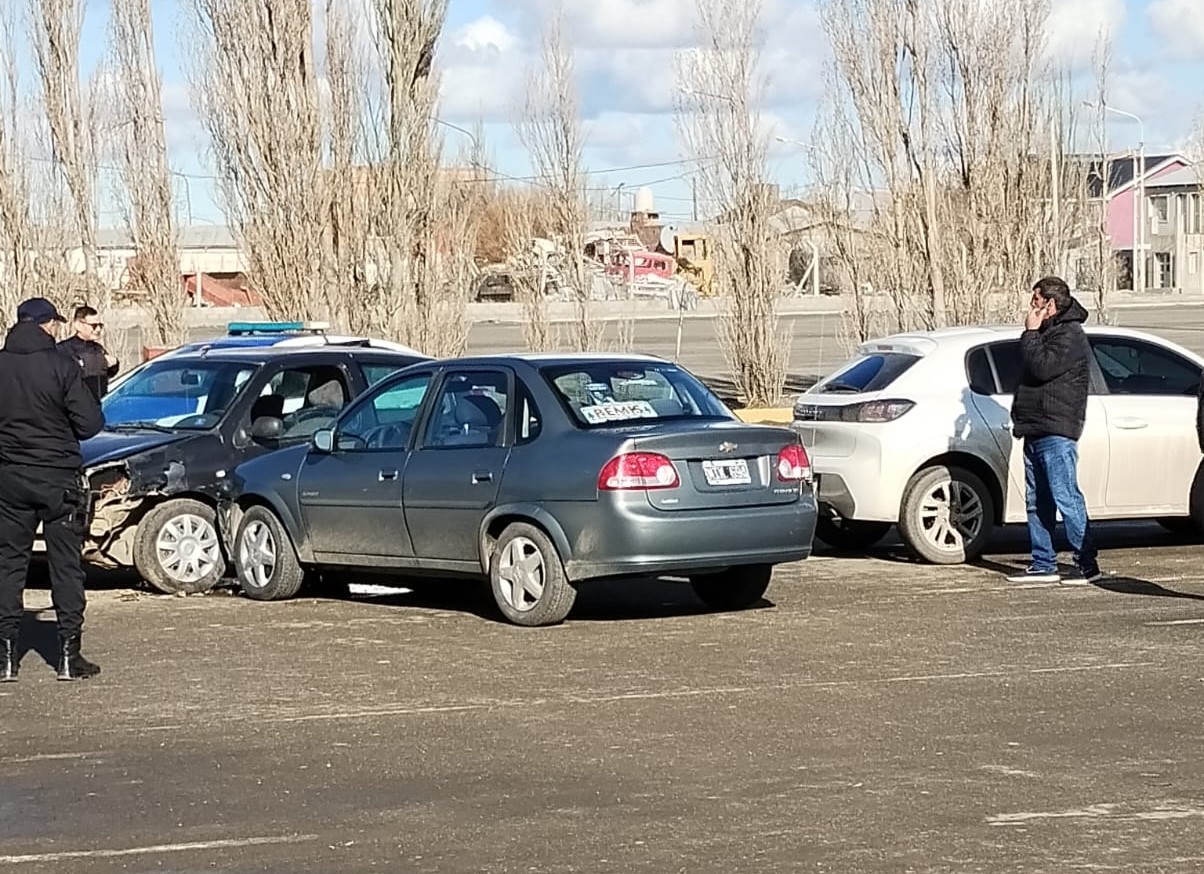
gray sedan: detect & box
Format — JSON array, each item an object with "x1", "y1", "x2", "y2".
[{"x1": 217, "y1": 354, "x2": 818, "y2": 626}]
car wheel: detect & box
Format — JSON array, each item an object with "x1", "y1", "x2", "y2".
[
  {"x1": 134, "y1": 499, "x2": 225, "y2": 595},
  {"x1": 690, "y1": 564, "x2": 773, "y2": 611},
  {"x1": 815, "y1": 514, "x2": 891, "y2": 552},
  {"x1": 899, "y1": 465, "x2": 995, "y2": 565},
  {"x1": 235, "y1": 506, "x2": 306, "y2": 602},
  {"x1": 489, "y1": 523, "x2": 576, "y2": 627}
]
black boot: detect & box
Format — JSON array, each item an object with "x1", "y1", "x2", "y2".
[
  {"x1": 1, "y1": 637, "x2": 17, "y2": 682},
  {"x1": 57, "y1": 635, "x2": 100, "y2": 681}
]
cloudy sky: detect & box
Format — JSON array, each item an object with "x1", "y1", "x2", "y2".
[{"x1": 64, "y1": 0, "x2": 1204, "y2": 226}]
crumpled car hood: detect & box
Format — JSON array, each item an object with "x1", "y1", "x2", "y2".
[{"x1": 82, "y1": 430, "x2": 190, "y2": 469}]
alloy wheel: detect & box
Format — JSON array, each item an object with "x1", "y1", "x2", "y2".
[
  {"x1": 239, "y1": 520, "x2": 277, "y2": 590},
  {"x1": 917, "y1": 478, "x2": 984, "y2": 552},
  {"x1": 496, "y1": 537, "x2": 546, "y2": 612}
]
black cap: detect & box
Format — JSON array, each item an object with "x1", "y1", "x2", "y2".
[{"x1": 16, "y1": 297, "x2": 66, "y2": 325}]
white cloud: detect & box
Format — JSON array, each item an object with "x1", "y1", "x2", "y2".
[
  {"x1": 454, "y1": 15, "x2": 517, "y2": 54},
  {"x1": 438, "y1": 16, "x2": 528, "y2": 121},
  {"x1": 1148, "y1": 0, "x2": 1204, "y2": 59},
  {"x1": 1045, "y1": 0, "x2": 1125, "y2": 71}
]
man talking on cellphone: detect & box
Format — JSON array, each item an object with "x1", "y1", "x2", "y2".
[{"x1": 1006, "y1": 276, "x2": 1103, "y2": 586}]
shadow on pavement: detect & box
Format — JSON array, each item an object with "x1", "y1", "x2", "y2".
[
  {"x1": 18, "y1": 611, "x2": 60, "y2": 669},
  {"x1": 321, "y1": 574, "x2": 773, "y2": 624},
  {"x1": 1092, "y1": 577, "x2": 1204, "y2": 601}
]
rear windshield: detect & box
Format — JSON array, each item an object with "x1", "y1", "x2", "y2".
[
  {"x1": 541, "y1": 362, "x2": 733, "y2": 428},
  {"x1": 812, "y1": 352, "x2": 920, "y2": 394}
]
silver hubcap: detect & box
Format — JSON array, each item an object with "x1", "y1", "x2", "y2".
[
  {"x1": 918, "y1": 478, "x2": 984, "y2": 551},
  {"x1": 156, "y1": 513, "x2": 220, "y2": 584},
  {"x1": 239, "y1": 521, "x2": 277, "y2": 590},
  {"x1": 497, "y1": 537, "x2": 545, "y2": 612}
]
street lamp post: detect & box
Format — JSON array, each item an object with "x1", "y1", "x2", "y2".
[{"x1": 1100, "y1": 104, "x2": 1145, "y2": 294}]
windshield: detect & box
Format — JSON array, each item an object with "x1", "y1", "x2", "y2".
[
  {"x1": 542, "y1": 362, "x2": 733, "y2": 428},
  {"x1": 102, "y1": 361, "x2": 255, "y2": 430}
]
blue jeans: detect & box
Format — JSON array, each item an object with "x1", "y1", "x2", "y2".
[{"x1": 1023, "y1": 436, "x2": 1098, "y2": 574}]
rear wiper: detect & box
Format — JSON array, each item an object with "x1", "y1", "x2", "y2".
[{"x1": 106, "y1": 422, "x2": 177, "y2": 434}]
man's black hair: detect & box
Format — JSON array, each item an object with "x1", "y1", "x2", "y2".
[
  {"x1": 1032, "y1": 275, "x2": 1072, "y2": 314},
  {"x1": 72, "y1": 304, "x2": 98, "y2": 322}
]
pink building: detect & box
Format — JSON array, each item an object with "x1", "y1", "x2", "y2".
[{"x1": 1088, "y1": 153, "x2": 1202, "y2": 292}]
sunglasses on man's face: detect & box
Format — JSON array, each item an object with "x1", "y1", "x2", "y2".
[{"x1": 82, "y1": 321, "x2": 104, "y2": 329}]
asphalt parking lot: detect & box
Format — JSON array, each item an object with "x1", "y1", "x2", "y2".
[{"x1": 4, "y1": 523, "x2": 1204, "y2": 873}]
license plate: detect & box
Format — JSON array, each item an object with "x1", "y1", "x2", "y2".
[{"x1": 702, "y1": 458, "x2": 751, "y2": 486}]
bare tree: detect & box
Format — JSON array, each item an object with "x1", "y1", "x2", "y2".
[
  {"x1": 187, "y1": 0, "x2": 329, "y2": 321},
  {"x1": 676, "y1": 0, "x2": 789, "y2": 407},
  {"x1": 516, "y1": 8, "x2": 599, "y2": 352},
  {"x1": 0, "y1": 5, "x2": 36, "y2": 317},
  {"x1": 108, "y1": 0, "x2": 186, "y2": 346},
  {"x1": 29, "y1": 0, "x2": 101, "y2": 303},
  {"x1": 816, "y1": 0, "x2": 1091, "y2": 342}
]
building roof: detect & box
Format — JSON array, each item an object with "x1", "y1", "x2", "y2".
[
  {"x1": 1083, "y1": 154, "x2": 1187, "y2": 198},
  {"x1": 1145, "y1": 165, "x2": 1203, "y2": 190},
  {"x1": 96, "y1": 225, "x2": 238, "y2": 250}
]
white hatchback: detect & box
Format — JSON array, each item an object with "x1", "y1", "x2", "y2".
[{"x1": 792, "y1": 325, "x2": 1204, "y2": 564}]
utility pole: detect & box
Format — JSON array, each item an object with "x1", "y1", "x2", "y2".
[{"x1": 692, "y1": 177, "x2": 698, "y2": 223}]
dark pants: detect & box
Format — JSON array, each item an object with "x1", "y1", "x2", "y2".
[
  {"x1": 1023, "y1": 435, "x2": 1099, "y2": 575},
  {"x1": 0, "y1": 465, "x2": 88, "y2": 640}
]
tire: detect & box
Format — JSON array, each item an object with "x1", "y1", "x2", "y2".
[
  {"x1": 489, "y1": 523, "x2": 576, "y2": 627},
  {"x1": 235, "y1": 506, "x2": 306, "y2": 602},
  {"x1": 133, "y1": 499, "x2": 225, "y2": 594},
  {"x1": 898, "y1": 465, "x2": 995, "y2": 565},
  {"x1": 815, "y1": 515, "x2": 891, "y2": 552},
  {"x1": 690, "y1": 564, "x2": 773, "y2": 611}
]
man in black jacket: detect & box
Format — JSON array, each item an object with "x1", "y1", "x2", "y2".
[
  {"x1": 59, "y1": 304, "x2": 119, "y2": 400},
  {"x1": 1006, "y1": 276, "x2": 1102, "y2": 586},
  {"x1": 0, "y1": 297, "x2": 105, "y2": 682}
]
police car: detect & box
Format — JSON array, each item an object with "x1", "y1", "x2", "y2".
[{"x1": 73, "y1": 322, "x2": 429, "y2": 594}]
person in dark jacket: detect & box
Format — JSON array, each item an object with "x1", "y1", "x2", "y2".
[
  {"x1": 1006, "y1": 276, "x2": 1102, "y2": 587},
  {"x1": 59, "y1": 304, "x2": 119, "y2": 400},
  {"x1": 0, "y1": 297, "x2": 105, "y2": 682}
]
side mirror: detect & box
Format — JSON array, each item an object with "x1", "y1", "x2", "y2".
[
  {"x1": 250, "y1": 416, "x2": 284, "y2": 441},
  {"x1": 312, "y1": 428, "x2": 334, "y2": 454}
]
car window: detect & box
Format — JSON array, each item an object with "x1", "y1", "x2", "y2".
[
  {"x1": 102, "y1": 361, "x2": 255, "y2": 429},
  {"x1": 1090, "y1": 338, "x2": 1201, "y2": 396},
  {"x1": 362, "y1": 362, "x2": 412, "y2": 387},
  {"x1": 542, "y1": 361, "x2": 731, "y2": 428},
  {"x1": 256, "y1": 365, "x2": 352, "y2": 439},
  {"x1": 336, "y1": 374, "x2": 432, "y2": 451},
  {"x1": 966, "y1": 348, "x2": 997, "y2": 395},
  {"x1": 987, "y1": 341, "x2": 1023, "y2": 395},
  {"x1": 813, "y1": 352, "x2": 920, "y2": 394},
  {"x1": 423, "y1": 370, "x2": 510, "y2": 449}
]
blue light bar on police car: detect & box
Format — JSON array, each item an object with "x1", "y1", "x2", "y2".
[{"x1": 226, "y1": 321, "x2": 330, "y2": 336}]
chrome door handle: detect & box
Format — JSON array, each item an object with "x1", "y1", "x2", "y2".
[
  {"x1": 472, "y1": 471, "x2": 493, "y2": 484},
  {"x1": 378, "y1": 469, "x2": 399, "y2": 482}
]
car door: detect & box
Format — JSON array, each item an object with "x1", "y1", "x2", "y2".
[
  {"x1": 1089, "y1": 335, "x2": 1202, "y2": 514},
  {"x1": 969, "y1": 340, "x2": 1110, "y2": 523},
  {"x1": 297, "y1": 372, "x2": 435, "y2": 560},
  {"x1": 403, "y1": 369, "x2": 513, "y2": 563}
]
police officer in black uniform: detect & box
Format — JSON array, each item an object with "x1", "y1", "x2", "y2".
[
  {"x1": 0, "y1": 298, "x2": 105, "y2": 682},
  {"x1": 59, "y1": 304, "x2": 119, "y2": 400}
]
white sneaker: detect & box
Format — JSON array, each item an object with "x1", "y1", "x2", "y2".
[{"x1": 1006, "y1": 568, "x2": 1061, "y2": 584}]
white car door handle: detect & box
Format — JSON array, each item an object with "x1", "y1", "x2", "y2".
[{"x1": 1114, "y1": 417, "x2": 1148, "y2": 430}]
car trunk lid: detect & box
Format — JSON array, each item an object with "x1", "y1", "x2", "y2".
[{"x1": 616, "y1": 421, "x2": 804, "y2": 511}]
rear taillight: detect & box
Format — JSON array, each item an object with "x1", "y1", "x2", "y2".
[
  {"x1": 793, "y1": 399, "x2": 915, "y2": 423},
  {"x1": 776, "y1": 444, "x2": 811, "y2": 483},
  {"x1": 598, "y1": 452, "x2": 681, "y2": 491}
]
